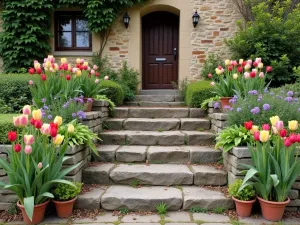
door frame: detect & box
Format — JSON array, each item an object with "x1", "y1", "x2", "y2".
[{"x1": 142, "y1": 11, "x2": 179, "y2": 89}]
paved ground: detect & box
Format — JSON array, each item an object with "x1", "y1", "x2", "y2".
[{"x1": 1, "y1": 211, "x2": 300, "y2": 225}]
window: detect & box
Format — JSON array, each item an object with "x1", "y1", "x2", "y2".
[{"x1": 55, "y1": 12, "x2": 92, "y2": 51}]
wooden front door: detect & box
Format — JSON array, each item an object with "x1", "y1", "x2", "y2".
[{"x1": 142, "y1": 12, "x2": 179, "y2": 89}]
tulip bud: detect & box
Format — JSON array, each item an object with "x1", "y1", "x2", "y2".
[
  {"x1": 41, "y1": 124, "x2": 51, "y2": 136},
  {"x1": 30, "y1": 118, "x2": 36, "y2": 126},
  {"x1": 284, "y1": 137, "x2": 292, "y2": 147},
  {"x1": 28, "y1": 68, "x2": 35, "y2": 74},
  {"x1": 250, "y1": 125, "x2": 259, "y2": 134},
  {"x1": 208, "y1": 73, "x2": 213, "y2": 78},
  {"x1": 233, "y1": 73, "x2": 238, "y2": 79},
  {"x1": 24, "y1": 135, "x2": 34, "y2": 145},
  {"x1": 14, "y1": 144, "x2": 22, "y2": 153},
  {"x1": 8, "y1": 131, "x2": 17, "y2": 142},
  {"x1": 91, "y1": 69, "x2": 95, "y2": 75},
  {"x1": 239, "y1": 59, "x2": 244, "y2": 65},
  {"x1": 275, "y1": 121, "x2": 284, "y2": 132},
  {"x1": 93, "y1": 65, "x2": 98, "y2": 70},
  {"x1": 76, "y1": 70, "x2": 81, "y2": 76},
  {"x1": 250, "y1": 71, "x2": 256, "y2": 78},
  {"x1": 22, "y1": 105, "x2": 31, "y2": 115},
  {"x1": 270, "y1": 116, "x2": 280, "y2": 126},
  {"x1": 13, "y1": 116, "x2": 20, "y2": 127},
  {"x1": 19, "y1": 115, "x2": 28, "y2": 127},
  {"x1": 228, "y1": 66, "x2": 233, "y2": 71},
  {"x1": 34, "y1": 120, "x2": 43, "y2": 129},
  {"x1": 66, "y1": 75, "x2": 71, "y2": 81},
  {"x1": 38, "y1": 162, "x2": 43, "y2": 169},
  {"x1": 95, "y1": 79, "x2": 100, "y2": 84},
  {"x1": 225, "y1": 59, "x2": 230, "y2": 66},
  {"x1": 290, "y1": 134, "x2": 297, "y2": 143},
  {"x1": 244, "y1": 72, "x2": 250, "y2": 79},
  {"x1": 296, "y1": 134, "x2": 300, "y2": 143},
  {"x1": 247, "y1": 59, "x2": 253, "y2": 65},
  {"x1": 259, "y1": 72, "x2": 264, "y2": 78},
  {"x1": 244, "y1": 121, "x2": 253, "y2": 130},
  {"x1": 29, "y1": 80, "x2": 34, "y2": 85},
  {"x1": 237, "y1": 67, "x2": 243, "y2": 73},
  {"x1": 210, "y1": 81, "x2": 215, "y2": 86},
  {"x1": 95, "y1": 72, "x2": 100, "y2": 77},
  {"x1": 53, "y1": 134, "x2": 64, "y2": 146},
  {"x1": 76, "y1": 58, "x2": 81, "y2": 64},
  {"x1": 67, "y1": 124, "x2": 75, "y2": 133},
  {"x1": 253, "y1": 61, "x2": 258, "y2": 67},
  {"x1": 24, "y1": 145, "x2": 32, "y2": 155},
  {"x1": 41, "y1": 74, "x2": 47, "y2": 81},
  {"x1": 36, "y1": 68, "x2": 42, "y2": 74},
  {"x1": 50, "y1": 127, "x2": 58, "y2": 138},
  {"x1": 266, "y1": 66, "x2": 273, "y2": 73},
  {"x1": 244, "y1": 63, "x2": 251, "y2": 70},
  {"x1": 54, "y1": 116, "x2": 63, "y2": 126}
]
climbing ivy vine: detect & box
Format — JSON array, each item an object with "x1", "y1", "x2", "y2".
[{"x1": 0, "y1": 0, "x2": 147, "y2": 73}]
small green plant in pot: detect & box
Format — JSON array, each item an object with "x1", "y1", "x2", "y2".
[
  {"x1": 52, "y1": 182, "x2": 82, "y2": 218},
  {"x1": 228, "y1": 179, "x2": 255, "y2": 217}
]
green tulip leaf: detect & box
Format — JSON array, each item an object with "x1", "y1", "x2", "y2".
[{"x1": 24, "y1": 196, "x2": 34, "y2": 222}]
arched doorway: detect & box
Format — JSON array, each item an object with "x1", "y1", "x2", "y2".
[{"x1": 142, "y1": 11, "x2": 179, "y2": 89}]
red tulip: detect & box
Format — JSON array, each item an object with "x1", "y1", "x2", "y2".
[
  {"x1": 254, "y1": 131, "x2": 260, "y2": 141},
  {"x1": 290, "y1": 134, "x2": 297, "y2": 143},
  {"x1": 280, "y1": 129, "x2": 287, "y2": 137},
  {"x1": 284, "y1": 137, "x2": 292, "y2": 147},
  {"x1": 83, "y1": 65, "x2": 88, "y2": 70},
  {"x1": 59, "y1": 65, "x2": 64, "y2": 70},
  {"x1": 228, "y1": 66, "x2": 233, "y2": 71},
  {"x1": 95, "y1": 72, "x2": 100, "y2": 77},
  {"x1": 50, "y1": 127, "x2": 58, "y2": 137},
  {"x1": 242, "y1": 62, "x2": 247, "y2": 67},
  {"x1": 63, "y1": 64, "x2": 68, "y2": 71},
  {"x1": 208, "y1": 73, "x2": 213, "y2": 79},
  {"x1": 34, "y1": 120, "x2": 43, "y2": 129},
  {"x1": 296, "y1": 134, "x2": 300, "y2": 143},
  {"x1": 237, "y1": 67, "x2": 243, "y2": 73},
  {"x1": 14, "y1": 144, "x2": 22, "y2": 153},
  {"x1": 41, "y1": 74, "x2": 46, "y2": 81},
  {"x1": 218, "y1": 65, "x2": 223, "y2": 70},
  {"x1": 262, "y1": 124, "x2": 270, "y2": 131},
  {"x1": 244, "y1": 121, "x2": 253, "y2": 130},
  {"x1": 50, "y1": 122, "x2": 58, "y2": 130},
  {"x1": 36, "y1": 68, "x2": 42, "y2": 74},
  {"x1": 66, "y1": 75, "x2": 71, "y2": 80},
  {"x1": 253, "y1": 61, "x2": 258, "y2": 67},
  {"x1": 30, "y1": 118, "x2": 36, "y2": 126},
  {"x1": 250, "y1": 71, "x2": 256, "y2": 78},
  {"x1": 28, "y1": 68, "x2": 35, "y2": 74},
  {"x1": 8, "y1": 131, "x2": 17, "y2": 142},
  {"x1": 266, "y1": 66, "x2": 273, "y2": 73}
]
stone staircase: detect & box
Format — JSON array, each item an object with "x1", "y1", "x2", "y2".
[{"x1": 79, "y1": 90, "x2": 233, "y2": 212}]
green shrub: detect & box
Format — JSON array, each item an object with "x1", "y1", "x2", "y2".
[
  {"x1": 99, "y1": 80, "x2": 124, "y2": 106},
  {"x1": 53, "y1": 182, "x2": 82, "y2": 201},
  {"x1": 228, "y1": 179, "x2": 255, "y2": 201},
  {"x1": 0, "y1": 74, "x2": 34, "y2": 112},
  {"x1": 185, "y1": 81, "x2": 215, "y2": 108},
  {"x1": 201, "y1": 53, "x2": 223, "y2": 80},
  {"x1": 0, "y1": 99, "x2": 13, "y2": 113},
  {"x1": 0, "y1": 114, "x2": 18, "y2": 144},
  {"x1": 271, "y1": 83, "x2": 300, "y2": 97}
]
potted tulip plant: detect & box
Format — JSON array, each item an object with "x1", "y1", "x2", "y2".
[
  {"x1": 0, "y1": 105, "x2": 80, "y2": 224},
  {"x1": 52, "y1": 182, "x2": 82, "y2": 218},
  {"x1": 229, "y1": 179, "x2": 256, "y2": 217},
  {"x1": 239, "y1": 116, "x2": 300, "y2": 221}
]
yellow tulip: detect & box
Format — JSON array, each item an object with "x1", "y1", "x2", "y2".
[
  {"x1": 67, "y1": 124, "x2": 75, "y2": 133},
  {"x1": 53, "y1": 134, "x2": 64, "y2": 146},
  {"x1": 270, "y1": 116, "x2": 280, "y2": 126},
  {"x1": 76, "y1": 58, "x2": 81, "y2": 64},
  {"x1": 76, "y1": 70, "x2": 81, "y2": 76},
  {"x1": 32, "y1": 109, "x2": 42, "y2": 120},
  {"x1": 250, "y1": 125, "x2": 259, "y2": 134},
  {"x1": 61, "y1": 58, "x2": 67, "y2": 64},
  {"x1": 225, "y1": 59, "x2": 230, "y2": 66},
  {"x1": 233, "y1": 73, "x2": 238, "y2": 79},
  {"x1": 54, "y1": 116, "x2": 63, "y2": 126},
  {"x1": 259, "y1": 130, "x2": 270, "y2": 143},
  {"x1": 288, "y1": 120, "x2": 298, "y2": 131},
  {"x1": 83, "y1": 62, "x2": 89, "y2": 66},
  {"x1": 215, "y1": 68, "x2": 222, "y2": 75},
  {"x1": 239, "y1": 59, "x2": 244, "y2": 64}
]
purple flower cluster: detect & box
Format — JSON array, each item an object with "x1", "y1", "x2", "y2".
[
  {"x1": 214, "y1": 102, "x2": 220, "y2": 109},
  {"x1": 257, "y1": 95, "x2": 263, "y2": 102},
  {"x1": 229, "y1": 95, "x2": 238, "y2": 104},
  {"x1": 287, "y1": 91, "x2": 294, "y2": 97},
  {"x1": 285, "y1": 97, "x2": 293, "y2": 103},
  {"x1": 74, "y1": 96, "x2": 85, "y2": 104},
  {"x1": 251, "y1": 107, "x2": 260, "y2": 115},
  {"x1": 224, "y1": 105, "x2": 234, "y2": 111},
  {"x1": 236, "y1": 107, "x2": 242, "y2": 112},
  {"x1": 263, "y1": 104, "x2": 270, "y2": 111},
  {"x1": 77, "y1": 111, "x2": 86, "y2": 120},
  {"x1": 248, "y1": 90, "x2": 258, "y2": 95}
]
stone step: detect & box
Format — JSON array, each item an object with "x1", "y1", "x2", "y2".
[
  {"x1": 139, "y1": 89, "x2": 179, "y2": 95},
  {"x1": 94, "y1": 145, "x2": 222, "y2": 164},
  {"x1": 113, "y1": 107, "x2": 206, "y2": 118},
  {"x1": 103, "y1": 118, "x2": 211, "y2": 131},
  {"x1": 124, "y1": 101, "x2": 186, "y2": 107},
  {"x1": 135, "y1": 95, "x2": 181, "y2": 102},
  {"x1": 83, "y1": 163, "x2": 227, "y2": 186},
  {"x1": 76, "y1": 185, "x2": 234, "y2": 211},
  {"x1": 100, "y1": 130, "x2": 215, "y2": 146}
]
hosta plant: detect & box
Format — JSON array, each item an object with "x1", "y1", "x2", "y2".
[{"x1": 0, "y1": 105, "x2": 79, "y2": 222}]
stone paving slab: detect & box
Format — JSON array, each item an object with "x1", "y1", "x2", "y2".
[
  {"x1": 147, "y1": 146, "x2": 190, "y2": 163},
  {"x1": 83, "y1": 164, "x2": 115, "y2": 184},
  {"x1": 192, "y1": 213, "x2": 230, "y2": 222},
  {"x1": 116, "y1": 146, "x2": 147, "y2": 162},
  {"x1": 95, "y1": 145, "x2": 119, "y2": 162},
  {"x1": 75, "y1": 212, "x2": 119, "y2": 223},
  {"x1": 180, "y1": 118, "x2": 211, "y2": 130},
  {"x1": 165, "y1": 224, "x2": 198, "y2": 225},
  {"x1": 119, "y1": 223, "x2": 160, "y2": 225},
  {"x1": 121, "y1": 214, "x2": 160, "y2": 222},
  {"x1": 239, "y1": 216, "x2": 300, "y2": 225},
  {"x1": 181, "y1": 131, "x2": 215, "y2": 145},
  {"x1": 165, "y1": 211, "x2": 191, "y2": 222},
  {"x1": 191, "y1": 165, "x2": 227, "y2": 186},
  {"x1": 75, "y1": 187, "x2": 106, "y2": 210},
  {"x1": 124, "y1": 118, "x2": 180, "y2": 131},
  {"x1": 186, "y1": 146, "x2": 222, "y2": 164}
]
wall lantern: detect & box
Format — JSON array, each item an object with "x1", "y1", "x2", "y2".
[
  {"x1": 123, "y1": 11, "x2": 130, "y2": 28},
  {"x1": 192, "y1": 10, "x2": 200, "y2": 28}
]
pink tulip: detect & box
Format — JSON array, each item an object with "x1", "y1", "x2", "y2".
[
  {"x1": 284, "y1": 137, "x2": 292, "y2": 147},
  {"x1": 244, "y1": 63, "x2": 251, "y2": 70},
  {"x1": 41, "y1": 124, "x2": 51, "y2": 136},
  {"x1": 24, "y1": 135, "x2": 34, "y2": 145},
  {"x1": 29, "y1": 80, "x2": 34, "y2": 85},
  {"x1": 93, "y1": 65, "x2": 98, "y2": 70},
  {"x1": 24, "y1": 145, "x2": 32, "y2": 155},
  {"x1": 275, "y1": 121, "x2": 284, "y2": 132},
  {"x1": 22, "y1": 105, "x2": 31, "y2": 115},
  {"x1": 266, "y1": 66, "x2": 273, "y2": 73},
  {"x1": 254, "y1": 131, "x2": 260, "y2": 141},
  {"x1": 259, "y1": 72, "x2": 264, "y2": 78},
  {"x1": 19, "y1": 115, "x2": 28, "y2": 126},
  {"x1": 13, "y1": 116, "x2": 20, "y2": 127},
  {"x1": 262, "y1": 124, "x2": 270, "y2": 131},
  {"x1": 272, "y1": 126, "x2": 279, "y2": 135},
  {"x1": 95, "y1": 79, "x2": 100, "y2": 84},
  {"x1": 104, "y1": 76, "x2": 109, "y2": 80},
  {"x1": 91, "y1": 69, "x2": 95, "y2": 75},
  {"x1": 210, "y1": 81, "x2": 215, "y2": 86},
  {"x1": 255, "y1": 58, "x2": 262, "y2": 63},
  {"x1": 253, "y1": 61, "x2": 258, "y2": 67},
  {"x1": 244, "y1": 72, "x2": 250, "y2": 79}
]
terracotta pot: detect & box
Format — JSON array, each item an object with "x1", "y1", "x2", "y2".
[
  {"x1": 220, "y1": 97, "x2": 233, "y2": 110},
  {"x1": 257, "y1": 196, "x2": 290, "y2": 222},
  {"x1": 83, "y1": 98, "x2": 94, "y2": 112},
  {"x1": 232, "y1": 196, "x2": 256, "y2": 217},
  {"x1": 17, "y1": 200, "x2": 49, "y2": 225},
  {"x1": 53, "y1": 197, "x2": 77, "y2": 218}
]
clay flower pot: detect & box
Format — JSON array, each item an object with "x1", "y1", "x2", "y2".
[
  {"x1": 232, "y1": 196, "x2": 256, "y2": 217},
  {"x1": 17, "y1": 199, "x2": 49, "y2": 225},
  {"x1": 220, "y1": 97, "x2": 232, "y2": 110},
  {"x1": 83, "y1": 98, "x2": 94, "y2": 112},
  {"x1": 53, "y1": 197, "x2": 77, "y2": 218},
  {"x1": 257, "y1": 196, "x2": 290, "y2": 222}
]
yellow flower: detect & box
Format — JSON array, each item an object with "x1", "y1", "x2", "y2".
[
  {"x1": 250, "y1": 125, "x2": 259, "y2": 134},
  {"x1": 54, "y1": 116, "x2": 63, "y2": 126},
  {"x1": 83, "y1": 62, "x2": 89, "y2": 66},
  {"x1": 76, "y1": 58, "x2": 81, "y2": 64},
  {"x1": 53, "y1": 134, "x2": 64, "y2": 146},
  {"x1": 61, "y1": 58, "x2": 67, "y2": 64},
  {"x1": 225, "y1": 59, "x2": 230, "y2": 66},
  {"x1": 32, "y1": 109, "x2": 42, "y2": 120},
  {"x1": 233, "y1": 73, "x2": 238, "y2": 79},
  {"x1": 270, "y1": 116, "x2": 280, "y2": 126},
  {"x1": 76, "y1": 70, "x2": 81, "y2": 76},
  {"x1": 67, "y1": 124, "x2": 75, "y2": 133},
  {"x1": 259, "y1": 130, "x2": 270, "y2": 143},
  {"x1": 288, "y1": 120, "x2": 298, "y2": 131},
  {"x1": 239, "y1": 59, "x2": 244, "y2": 64},
  {"x1": 215, "y1": 68, "x2": 222, "y2": 75}
]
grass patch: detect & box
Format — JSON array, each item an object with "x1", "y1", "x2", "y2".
[
  {"x1": 156, "y1": 202, "x2": 167, "y2": 215},
  {"x1": 189, "y1": 206, "x2": 208, "y2": 213},
  {"x1": 119, "y1": 207, "x2": 129, "y2": 215},
  {"x1": 130, "y1": 179, "x2": 141, "y2": 188},
  {"x1": 212, "y1": 207, "x2": 226, "y2": 214},
  {"x1": 157, "y1": 128, "x2": 164, "y2": 132}
]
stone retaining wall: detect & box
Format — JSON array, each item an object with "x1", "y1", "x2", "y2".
[{"x1": 0, "y1": 100, "x2": 109, "y2": 210}]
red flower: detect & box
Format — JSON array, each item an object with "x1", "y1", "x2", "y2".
[
  {"x1": 208, "y1": 73, "x2": 213, "y2": 79},
  {"x1": 242, "y1": 62, "x2": 247, "y2": 67},
  {"x1": 228, "y1": 66, "x2": 233, "y2": 71},
  {"x1": 244, "y1": 121, "x2": 253, "y2": 130},
  {"x1": 83, "y1": 65, "x2": 88, "y2": 70},
  {"x1": 284, "y1": 137, "x2": 292, "y2": 147},
  {"x1": 296, "y1": 134, "x2": 300, "y2": 143},
  {"x1": 76, "y1": 64, "x2": 81, "y2": 69},
  {"x1": 80, "y1": 65, "x2": 84, "y2": 71},
  {"x1": 250, "y1": 71, "x2": 256, "y2": 78},
  {"x1": 217, "y1": 65, "x2": 223, "y2": 70},
  {"x1": 95, "y1": 72, "x2": 100, "y2": 77},
  {"x1": 50, "y1": 127, "x2": 58, "y2": 137},
  {"x1": 262, "y1": 124, "x2": 270, "y2": 131},
  {"x1": 50, "y1": 122, "x2": 58, "y2": 130},
  {"x1": 34, "y1": 120, "x2": 43, "y2": 129},
  {"x1": 41, "y1": 74, "x2": 47, "y2": 81},
  {"x1": 36, "y1": 68, "x2": 42, "y2": 74},
  {"x1": 237, "y1": 67, "x2": 243, "y2": 73},
  {"x1": 63, "y1": 64, "x2": 68, "y2": 71},
  {"x1": 8, "y1": 131, "x2": 17, "y2": 142},
  {"x1": 28, "y1": 68, "x2": 35, "y2": 74},
  {"x1": 266, "y1": 66, "x2": 273, "y2": 73},
  {"x1": 30, "y1": 118, "x2": 36, "y2": 126},
  {"x1": 66, "y1": 75, "x2": 71, "y2": 80},
  {"x1": 290, "y1": 134, "x2": 297, "y2": 143},
  {"x1": 253, "y1": 61, "x2": 258, "y2": 67},
  {"x1": 59, "y1": 65, "x2": 64, "y2": 70},
  {"x1": 280, "y1": 129, "x2": 287, "y2": 137},
  {"x1": 254, "y1": 131, "x2": 260, "y2": 141},
  {"x1": 14, "y1": 144, "x2": 22, "y2": 153}
]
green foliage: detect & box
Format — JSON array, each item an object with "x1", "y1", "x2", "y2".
[
  {"x1": 215, "y1": 125, "x2": 251, "y2": 152},
  {"x1": 53, "y1": 182, "x2": 82, "y2": 201},
  {"x1": 212, "y1": 207, "x2": 226, "y2": 214},
  {"x1": 0, "y1": 99, "x2": 13, "y2": 114},
  {"x1": 99, "y1": 80, "x2": 124, "y2": 106},
  {"x1": 130, "y1": 179, "x2": 141, "y2": 188},
  {"x1": 227, "y1": 91, "x2": 300, "y2": 126},
  {"x1": 95, "y1": 95, "x2": 116, "y2": 114},
  {"x1": 0, "y1": 114, "x2": 18, "y2": 144},
  {"x1": 119, "y1": 207, "x2": 129, "y2": 215},
  {"x1": 189, "y1": 206, "x2": 208, "y2": 213},
  {"x1": 92, "y1": 54, "x2": 109, "y2": 73},
  {"x1": 0, "y1": 74, "x2": 33, "y2": 112},
  {"x1": 200, "y1": 96, "x2": 220, "y2": 110},
  {"x1": 201, "y1": 53, "x2": 223, "y2": 80},
  {"x1": 226, "y1": 1, "x2": 300, "y2": 87},
  {"x1": 185, "y1": 81, "x2": 215, "y2": 107},
  {"x1": 156, "y1": 202, "x2": 167, "y2": 215},
  {"x1": 228, "y1": 179, "x2": 255, "y2": 201},
  {"x1": 271, "y1": 83, "x2": 300, "y2": 97}
]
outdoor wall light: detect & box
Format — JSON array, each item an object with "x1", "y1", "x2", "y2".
[
  {"x1": 123, "y1": 11, "x2": 130, "y2": 28},
  {"x1": 192, "y1": 10, "x2": 200, "y2": 28}
]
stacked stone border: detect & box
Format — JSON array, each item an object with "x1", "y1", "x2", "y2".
[
  {"x1": 0, "y1": 100, "x2": 109, "y2": 210},
  {"x1": 208, "y1": 102, "x2": 300, "y2": 212}
]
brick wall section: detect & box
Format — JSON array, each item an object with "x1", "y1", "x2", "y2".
[
  {"x1": 191, "y1": 0, "x2": 242, "y2": 79},
  {"x1": 0, "y1": 100, "x2": 109, "y2": 210}
]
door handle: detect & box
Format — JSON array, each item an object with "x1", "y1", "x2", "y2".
[{"x1": 173, "y1": 48, "x2": 177, "y2": 60}]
